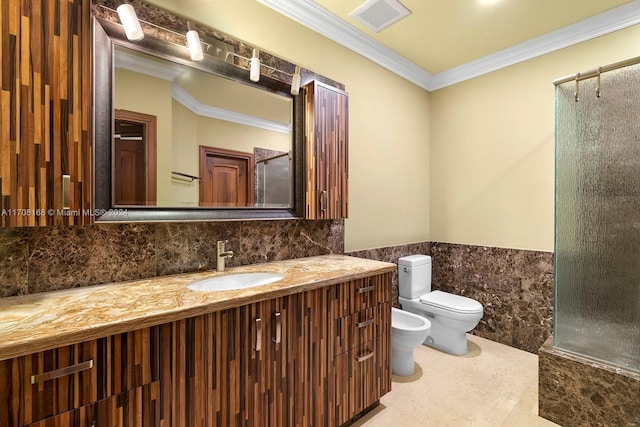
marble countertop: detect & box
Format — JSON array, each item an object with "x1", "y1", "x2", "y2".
[{"x1": 0, "y1": 254, "x2": 395, "y2": 361}]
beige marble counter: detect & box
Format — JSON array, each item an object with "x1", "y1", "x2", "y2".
[{"x1": 0, "y1": 255, "x2": 395, "y2": 361}]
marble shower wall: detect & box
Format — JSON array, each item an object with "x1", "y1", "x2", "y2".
[
  {"x1": 430, "y1": 242, "x2": 554, "y2": 354},
  {"x1": 0, "y1": 220, "x2": 343, "y2": 297}
]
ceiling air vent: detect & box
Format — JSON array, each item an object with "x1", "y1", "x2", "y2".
[{"x1": 349, "y1": 0, "x2": 411, "y2": 33}]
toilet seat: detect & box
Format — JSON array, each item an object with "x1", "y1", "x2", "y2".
[{"x1": 419, "y1": 290, "x2": 483, "y2": 315}]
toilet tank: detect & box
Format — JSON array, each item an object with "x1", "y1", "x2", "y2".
[{"x1": 398, "y1": 255, "x2": 432, "y2": 299}]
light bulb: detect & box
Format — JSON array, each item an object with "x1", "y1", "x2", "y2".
[
  {"x1": 186, "y1": 30, "x2": 203, "y2": 61},
  {"x1": 117, "y1": 3, "x2": 144, "y2": 41},
  {"x1": 250, "y1": 49, "x2": 260, "y2": 82},
  {"x1": 290, "y1": 66, "x2": 301, "y2": 95}
]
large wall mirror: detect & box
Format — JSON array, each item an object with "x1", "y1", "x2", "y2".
[{"x1": 92, "y1": 1, "x2": 329, "y2": 222}]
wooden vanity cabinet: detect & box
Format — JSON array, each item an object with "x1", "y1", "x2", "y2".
[
  {"x1": 303, "y1": 81, "x2": 349, "y2": 220},
  {"x1": 0, "y1": 327, "x2": 160, "y2": 427},
  {"x1": 0, "y1": 0, "x2": 92, "y2": 226},
  {"x1": 1, "y1": 271, "x2": 391, "y2": 427},
  {"x1": 331, "y1": 273, "x2": 393, "y2": 426}
]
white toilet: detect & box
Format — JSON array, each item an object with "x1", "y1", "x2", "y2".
[
  {"x1": 391, "y1": 307, "x2": 431, "y2": 376},
  {"x1": 397, "y1": 255, "x2": 484, "y2": 356}
]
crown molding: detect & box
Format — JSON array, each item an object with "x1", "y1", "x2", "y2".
[
  {"x1": 257, "y1": 0, "x2": 640, "y2": 91},
  {"x1": 256, "y1": 0, "x2": 431, "y2": 90},
  {"x1": 430, "y1": 0, "x2": 640, "y2": 90},
  {"x1": 172, "y1": 84, "x2": 291, "y2": 134},
  {"x1": 114, "y1": 47, "x2": 186, "y2": 81}
]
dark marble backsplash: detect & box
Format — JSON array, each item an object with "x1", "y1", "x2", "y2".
[{"x1": 0, "y1": 220, "x2": 343, "y2": 297}]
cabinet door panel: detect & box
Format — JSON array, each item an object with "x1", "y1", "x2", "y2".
[
  {"x1": 0, "y1": 0, "x2": 91, "y2": 226},
  {"x1": 304, "y1": 81, "x2": 349, "y2": 220},
  {"x1": 162, "y1": 314, "x2": 211, "y2": 426}
]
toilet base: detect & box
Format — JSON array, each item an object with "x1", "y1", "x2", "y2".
[
  {"x1": 424, "y1": 324, "x2": 468, "y2": 356},
  {"x1": 392, "y1": 347, "x2": 416, "y2": 376}
]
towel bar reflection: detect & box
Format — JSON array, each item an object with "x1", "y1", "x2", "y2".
[{"x1": 171, "y1": 171, "x2": 201, "y2": 183}]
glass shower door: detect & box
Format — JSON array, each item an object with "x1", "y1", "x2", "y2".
[{"x1": 554, "y1": 62, "x2": 640, "y2": 372}]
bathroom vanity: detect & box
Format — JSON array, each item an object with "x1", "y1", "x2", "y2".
[{"x1": 0, "y1": 255, "x2": 394, "y2": 427}]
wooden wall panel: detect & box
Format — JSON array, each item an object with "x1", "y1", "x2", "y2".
[{"x1": 0, "y1": 0, "x2": 91, "y2": 227}]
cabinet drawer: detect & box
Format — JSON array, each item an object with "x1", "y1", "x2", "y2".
[
  {"x1": 334, "y1": 336, "x2": 390, "y2": 426},
  {"x1": 332, "y1": 273, "x2": 392, "y2": 318},
  {"x1": 24, "y1": 381, "x2": 161, "y2": 427},
  {"x1": 97, "y1": 326, "x2": 160, "y2": 399},
  {"x1": 0, "y1": 340, "x2": 98, "y2": 427},
  {"x1": 333, "y1": 303, "x2": 390, "y2": 356},
  {"x1": 0, "y1": 327, "x2": 160, "y2": 427}
]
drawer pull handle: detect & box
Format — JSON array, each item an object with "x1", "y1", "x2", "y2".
[
  {"x1": 357, "y1": 285, "x2": 374, "y2": 294},
  {"x1": 253, "y1": 317, "x2": 262, "y2": 351},
  {"x1": 356, "y1": 317, "x2": 375, "y2": 328},
  {"x1": 320, "y1": 190, "x2": 328, "y2": 211},
  {"x1": 273, "y1": 312, "x2": 281, "y2": 343},
  {"x1": 356, "y1": 350, "x2": 374, "y2": 363},
  {"x1": 30, "y1": 359, "x2": 94, "y2": 384},
  {"x1": 62, "y1": 174, "x2": 71, "y2": 210}
]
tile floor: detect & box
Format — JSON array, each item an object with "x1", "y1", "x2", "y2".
[{"x1": 353, "y1": 334, "x2": 561, "y2": 427}]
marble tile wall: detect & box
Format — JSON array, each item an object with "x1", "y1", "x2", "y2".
[
  {"x1": 430, "y1": 242, "x2": 554, "y2": 354},
  {"x1": 0, "y1": 220, "x2": 343, "y2": 297},
  {"x1": 539, "y1": 336, "x2": 640, "y2": 427}
]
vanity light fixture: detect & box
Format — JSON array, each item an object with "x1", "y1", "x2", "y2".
[
  {"x1": 250, "y1": 49, "x2": 261, "y2": 82},
  {"x1": 116, "y1": 1, "x2": 144, "y2": 41},
  {"x1": 290, "y1": 65, "x2": 301, "y2": 95},
  {"x1": 186, "y1": 22, "x2": 204, "y2": 62}
]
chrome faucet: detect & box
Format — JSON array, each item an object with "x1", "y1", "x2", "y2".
[{"x1": 216, "y1": 240, "x2": 234, "y2": 272}]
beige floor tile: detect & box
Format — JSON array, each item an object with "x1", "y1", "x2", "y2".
[{"x1": 364, "y1": 334, "x2": 559, "y2": 427}]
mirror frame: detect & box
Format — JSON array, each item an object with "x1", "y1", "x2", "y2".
[{"x1": 92, "y1": 16, "x2": 305, "y2": 222}]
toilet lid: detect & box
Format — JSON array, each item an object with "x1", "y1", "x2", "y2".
[{"x1": 419, "y1": 290, "x2": 483, "y2": 314}]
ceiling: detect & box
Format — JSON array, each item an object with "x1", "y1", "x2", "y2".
[{"x1": 257, "y1": 0, "x2": 640, "y2": 90}]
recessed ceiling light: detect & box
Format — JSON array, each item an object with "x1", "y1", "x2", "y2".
[
  {"x1": 478, "y1": 0, "x2": 501, "y2": 5},
  {"x1": 349, "y1": 0, "x2": 412, "y2": 33}
]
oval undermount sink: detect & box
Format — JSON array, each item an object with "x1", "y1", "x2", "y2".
[{"x1": 187, "y1": 272, "x2": 284, "y2": 291}]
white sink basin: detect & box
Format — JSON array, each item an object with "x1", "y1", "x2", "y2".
[{"x1": 186, "y1": 272, "x2": 284, "y2": 291}]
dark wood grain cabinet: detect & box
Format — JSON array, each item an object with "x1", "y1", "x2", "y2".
[
  {"x1": 303, "y1": 81, "x2": 349, "y2": 220},
  {"x1": 0, "y1": 0, "x2": 92, "y2": 226},
  {"x1": 1, "y1": 274, "x2": 391, "y2": 427}
]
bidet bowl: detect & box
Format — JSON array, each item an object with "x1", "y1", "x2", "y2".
[{"x1": 186, "y1": 272, "x2": 284, "y2": 291}]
